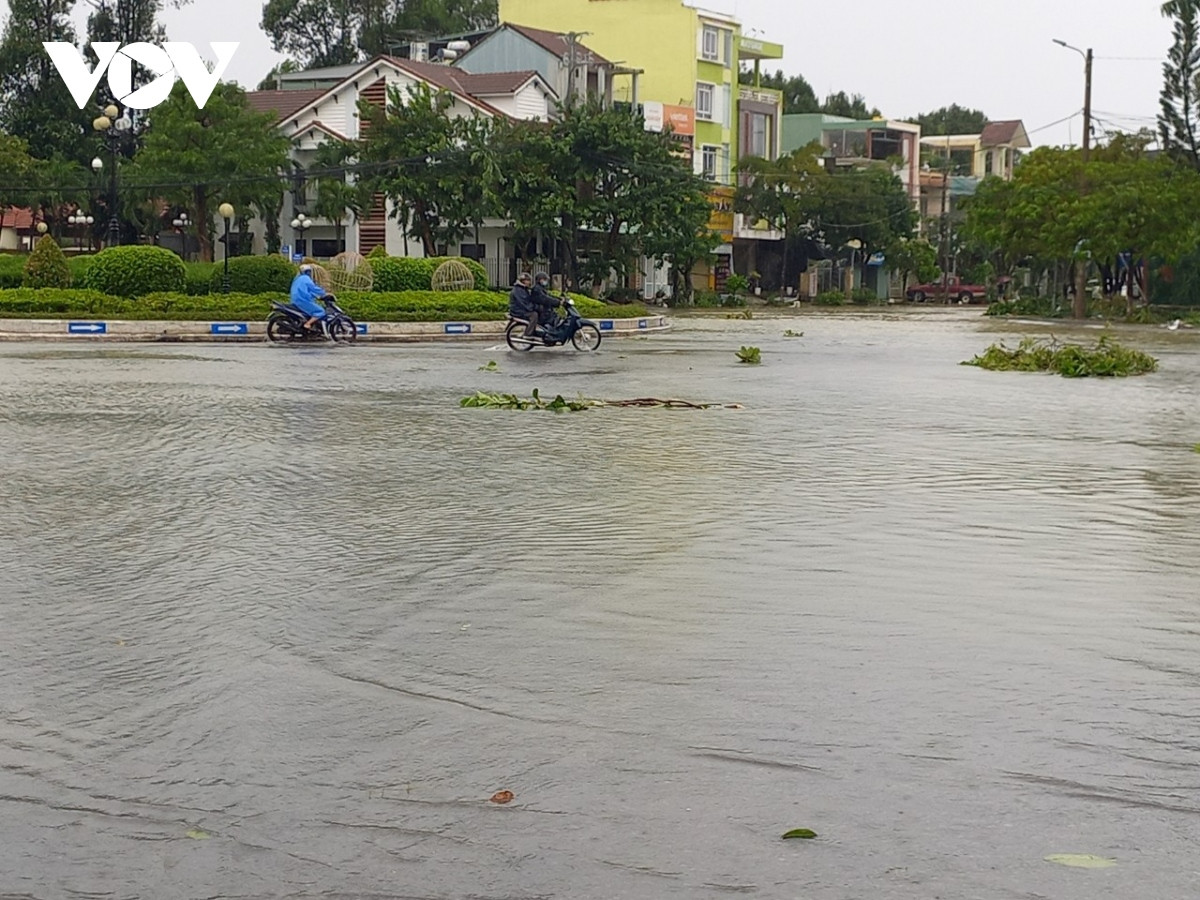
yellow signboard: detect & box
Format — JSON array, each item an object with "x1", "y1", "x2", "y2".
[{"x1": 707, "y1": 186, "x2": 735, "y2": 242}]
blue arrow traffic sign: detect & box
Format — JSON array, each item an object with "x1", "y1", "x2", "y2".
[
  {"x1": 444, "y1": 323, "x2": 472, "y2": 334},
  {"x1": 68, "y1": 322, "x2": 106, "y2": 334},
  {"x1": 210, "y1": 323, "x2": 248, "y2": 335},
  {"x1": 637, "y1": 319, "x2": 648, "y2": 329},
  {"x1": 599, "y1": 320, "x2": 615, "y2": 331},
  {"x1": 355, "y1": 323, "x2": 368, "y2": 335}
]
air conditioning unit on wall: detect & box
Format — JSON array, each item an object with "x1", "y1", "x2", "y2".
[{"x1": 410, "y1": 42, "x2": 429, "y2": 61}]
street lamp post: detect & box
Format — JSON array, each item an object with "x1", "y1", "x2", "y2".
[
  {"x1": 92, "y1": 104, "x2": 132, "y2": 249},
  {"x1": 290, "y1": 212, "x2": 312, "y2": 258},
  {"x1": 1054, "y1": 38, "x2": 1094, "y2": 319},
  {"x1": 67, "y1": 212, "x2": 94, "y2": 253},
  {"x1": 34, "y1": 221, "x2": 48, "y2": 249},
  {"x1": 172, "y1": 212, "x2": 191, "y2": 261},
  {"x1": 218, "y1": 202, "x2": 235, "y2": 293}
]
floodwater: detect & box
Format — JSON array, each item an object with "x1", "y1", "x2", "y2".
[{"x1": 2, "y1": 311, "x2": 1199, "y2": 899}]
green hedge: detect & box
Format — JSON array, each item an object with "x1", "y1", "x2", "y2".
[
  {"x1": 0, "y1": 254, "x2": 26, "y2": 289},
  {"x1": 0, "y1": 288, "x2": 649, "y2": 321},
  {"x1": 368, "y1": 256, "x2": 488, "y2": 292},
  {"x1": 185, "y1": 261, "x2": 217, "y2": 295},
  {"x1": 210, "y1": 255, "x2": 295, "y2": 295},
  {"x1": 81, "y1": 246, "x2": 186, "y2": 297}
]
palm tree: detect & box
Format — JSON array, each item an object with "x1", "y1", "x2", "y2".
[{"x1": 311, "y1": 140, "x2": 370, "y2": 255}]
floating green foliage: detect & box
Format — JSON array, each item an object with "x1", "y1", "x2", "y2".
[
  {"x1": 460, "y1": 389, "x2": 742, "y2": 412},
  {"x1": 725, "y1": 308, "x2": 753, "y2": 320},
  {"x1": 737, "y1": 346, "x2": 762, "y2": 365},
  {"x1": 784, "y1": 329, "x2": 804, "y2": 338},
  {"x1": 1044, "y1": 854, "x2": 1116, "y2": 868},
  {"x1": 962, "y1": 336, "x2": 1157, "y2": 377},
  {"x1": 185, "y1": 829, "x2": 211, "y2": 840},
  {"x1": 478, "y1": 360, "x2": 499, "y2": 372},
  {"x1": 782, "y1": 829, "x2": 818, "y2": 840}
]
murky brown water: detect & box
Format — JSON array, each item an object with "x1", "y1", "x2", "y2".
[{"x1": 2, "y1": 313, "x2": 1199, "y2": 899}]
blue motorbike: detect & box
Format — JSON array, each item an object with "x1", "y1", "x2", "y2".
[
  {"x1": 267, "y1": 294, "x2": 357, "y2": 343},
  {"x1": 506, "y1": 295, "x2": 601, "y2": 352}
]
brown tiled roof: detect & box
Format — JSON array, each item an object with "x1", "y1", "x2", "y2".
[
  {"x1": 1, "y1": 207, "x2": 34, "y2": 230},
  {"x1": 458, "y1": 70, "x2": 541, "y2": 95},
  {"x1": 244, "y1": 89, "x2": 328, "y2": 123},
  {"x1": 383, "y1": 58, "x2": 525, "y2": 116},
  {"x1": 506, "y1": 23, "x2": 610, "y2": 65},
  {"x1": 980, "y1": 120, "x2": 1028, "y2": 147}
]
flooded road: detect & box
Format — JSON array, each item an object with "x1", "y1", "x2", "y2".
[{"x1": 2, "y1": 313, "x2": 1199, "y2": 899}]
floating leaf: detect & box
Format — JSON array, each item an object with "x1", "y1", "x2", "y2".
[
  {"x1": 1193, "y1": 444, "x2": 1200, "y2": 454},
  {"x1": 1044, "y1": 854, "x2": 1116, "y2": 868},
  {"x1": 478, "y1": 360, "x2": 499, "y2": 372},
  {"x1": 185, "y1": 829, "x2": 211, "y2": 840},
  {"x1": 781, "y1": 828, "x2": 817, "y2": 840},
  {"x1": 736, "y1": 346, "x2": 762, "y2": 365},
  {"x1": 489, "y1": 790, "x2": 515, "y2": 804},
  {"x1": 784, "y1": 330, "x2": 804, "y2": 338}
]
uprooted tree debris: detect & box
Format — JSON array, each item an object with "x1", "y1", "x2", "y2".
[{"x1": 460, "y1": 389, "x2": 744, "y2": 412}]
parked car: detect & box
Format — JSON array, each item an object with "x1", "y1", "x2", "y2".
[{"x1": 906, "y1": 276, "x2": 987, "y2": 304}]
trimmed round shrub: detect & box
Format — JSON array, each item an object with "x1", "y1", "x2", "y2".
[
  {"x1": 22, "y1": 236, "x2": 72, "y2": 288},
  {"x1": 208, "y1": 254, "x2": 296, "y2": 294},
  {"x1": 82, "y1": 245, "x2": 186, "y2": 297}
]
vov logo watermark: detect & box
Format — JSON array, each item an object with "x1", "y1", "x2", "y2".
[{"x1": 43, "y1": 42, "x2": 239, "y2": 110}]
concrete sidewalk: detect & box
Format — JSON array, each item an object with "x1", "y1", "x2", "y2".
[{"x1": 0, "y1": 315, "x2": 670, "y2": 342}]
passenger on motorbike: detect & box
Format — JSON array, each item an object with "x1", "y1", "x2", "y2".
[
  {"x1": 532, "y1": 271, "x2": 561, "y2": 336},
  {"x1": 509, "y1": 272, "x2": 541, "y2": 337},
  {"x1": 290, "y1": 264, "x2": 331, "y2": 338}
]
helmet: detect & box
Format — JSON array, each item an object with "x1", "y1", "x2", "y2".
[
  {"x1": 299, "y1": 264, "x2": 313, "y2": 274},
  {"x1": 516, "y1": 272, "x2": 532, "y2": 285},
  {"x1": 534, "y1": 271, "x2": 550, "y2": 286}
]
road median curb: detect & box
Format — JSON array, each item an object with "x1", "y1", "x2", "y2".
[{"x1": 0, "y1": 315, "x2": 671, "y2": 342}]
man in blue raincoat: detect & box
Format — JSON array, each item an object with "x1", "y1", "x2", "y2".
[{"x1": 290, "y1": 264, "x2": 330, "y2": 337}]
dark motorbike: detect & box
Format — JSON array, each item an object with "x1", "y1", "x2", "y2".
[
  {"x1": 505, "y1": 295, "x2": 601, "y2": 352},
  {"x1": 267, "y1": 294, "x2": 357, "y2": 343}
]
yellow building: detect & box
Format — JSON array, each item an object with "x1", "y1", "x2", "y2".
[{"x1": 499, "y1": 0, "x2": 783, "y2": 186}]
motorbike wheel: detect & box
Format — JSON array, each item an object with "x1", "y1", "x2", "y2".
[
  {"x1": 505, "y1": 320, "x2": 537, "y2": 352},
  {"x1": 571, "y1": 323, "x2": 602, "y2": 352},
  {"x1": 329, "y1": 318, "x2": 357, "y2": 343},
  {"x1": 267, "y1": 314, "x2": 297, "y2": 343}
]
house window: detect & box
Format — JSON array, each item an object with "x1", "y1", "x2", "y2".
[
  {"x1": 748, "y1": 112, "x2": 769, "y2": 158},
  {"x1": 459, "y1": 243, "x2": 485, "y2": 260},
  {"x1": 724, "y1": 30, "x2": 733, "y2": 68},
  {"x1": 702, "y1": 25, "x2": 719, "y2": 61},
  {"x1": 312, "y1": 238, "x2": 345, "y2": 258},
  {"x1": 985, "y1": 151, "x2": 994, "y2": 176},
  {"x1": 722, "y1": 84, "x2": 732, "y2": 128},
  {"x1": 701, "y1": 145, "x2": 718, "y2": 180},
  {"x1": 696, "y1": 82, "x2": 714, "y2": 120},
  {"x1": 721, "y1": 143, "x2": 730, "y2": 182}
]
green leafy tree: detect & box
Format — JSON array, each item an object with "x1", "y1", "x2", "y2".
[
  {"x1": 130, "y1": 81, "x2": 292, "y2": 260},
  {"x1": 27, "y1": 156, "x2": 91, "y2": 240},
  {"x1": 257, "y1": 59, "x2": 303, "y2": 91},
  {"x1": 736, "y1": 143, "x2": 829, "y2": 288},
  {"x1": 0, "y1": 0, "x2": 90, "y2": 163},
  {"x1": 820, "y1": 91, "x2": 880, "y2": 120},
  {"x1": 912, "y1": 105, "x2": 990, "y2": 136},
  {"x1": 888, "y1": 237, "x2": 940, "y2": 297},
  {"x1": 1160, "y1": 0, "x2": 1200, "y2": 168},
  {"x1": 0, "y1": 133, "x2": 36, "y2": 217},
  {"x1": 261, "y1": 0, "x2": 363, "y2": 68},
  {"x1": 310, "y1": 138, "x2": 373, "y2": 253},
  {"x1": 809, "y1": 164, "x2": 916, "y2": 260},
  {"x1": 357, "y1": 81, "x2": 486, "y2": 257}
]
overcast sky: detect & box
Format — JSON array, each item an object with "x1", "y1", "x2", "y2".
[{"x1": 5, "y1": 0, "x2": 1171, "y2": 148}]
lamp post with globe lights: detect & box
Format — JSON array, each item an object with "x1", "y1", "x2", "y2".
[
  {"x1": 92, "y1": 104, "x2": 133, "y2": 248},
  {"x1": 218, "y1": 202, "x2": 235, "y2": 293},
  {"x1": 172, "y1": 212, "x2": 190, "y2": 261},
  {"x1": 290, "y1": 212, "x2": 312, "y2": 257},
  {"x1": 67, "y1": 212, "x2": 95, "y2": 253}
]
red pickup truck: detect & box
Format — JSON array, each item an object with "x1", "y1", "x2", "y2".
[{"x1": 906, "y1": 276, "x2": 987, "y2": 304}]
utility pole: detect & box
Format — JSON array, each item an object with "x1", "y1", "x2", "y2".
[
  {"x1": 564, "y1": 31, "x2": 590, "y2": 107},
  {"x1": 1055, "y1": 39, "x2": 1093, "y2": 318}
]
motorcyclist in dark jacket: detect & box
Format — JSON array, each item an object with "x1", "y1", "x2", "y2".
[
  {"x1": 531, "y1": 271, "x2": 560, "y2": 336},
  {"x1": 508, "y1": 272, "x2": 539, "y2": 337}
]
